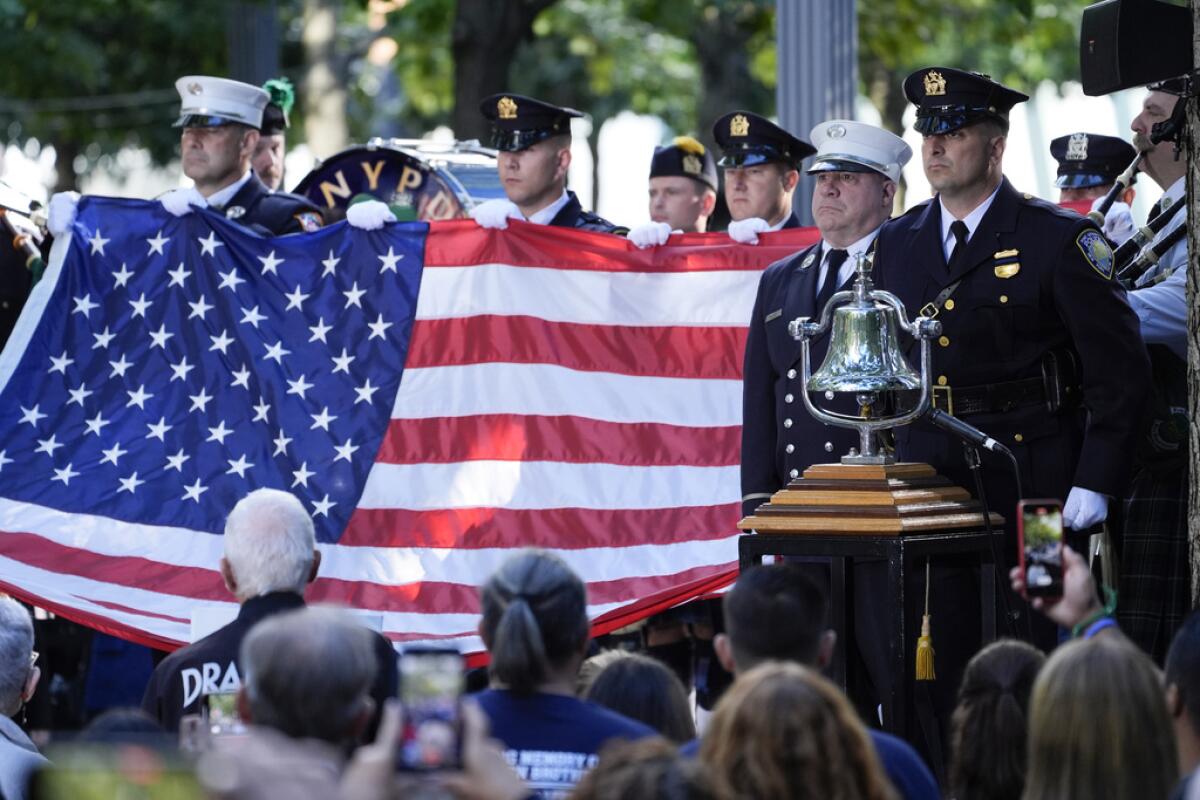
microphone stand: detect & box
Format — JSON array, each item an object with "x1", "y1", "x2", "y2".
[{"x1": 961, "y1": 442, "x2": 1031, "y2": 641}]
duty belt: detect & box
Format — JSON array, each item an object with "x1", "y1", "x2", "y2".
[{"x1": 931, "y1": 376, "x2": 1048, "y2": 417}]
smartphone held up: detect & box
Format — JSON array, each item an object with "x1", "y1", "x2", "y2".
[
  {"x1": 396, "y1": 647, "x2": 465, "y2": 772},
  {"x1": 1018, "y1": 499, "x2": 1064, "y2": 600}
]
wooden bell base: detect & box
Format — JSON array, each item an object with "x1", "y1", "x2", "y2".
[{"x1": 739, "y1": 461, "x2": 1005, "y2": 536}]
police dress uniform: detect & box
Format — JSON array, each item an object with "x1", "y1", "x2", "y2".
[
  {"x1": 479, "y1": 93, "x2": 625, "y2": 234},
  {"x1": 712, "y1": 111, "x2": 815, "y2": 231},
  {"x1": 141, "y1": 591, "x2": 397, "y2": 737},
  {"x1": 872, "y1": 68, "x2": 1149, "y2": 760}
]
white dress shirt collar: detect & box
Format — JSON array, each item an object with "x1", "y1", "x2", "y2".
[
  {"x1": 525, "y1": 190, "x2": 572, "y2": 226},
  {"x1": 938, "y1": 182, "x2": 1001, "y2": 261},
  {"x1": 205, "y1": 170, "x2": 253, "y2": 210}
]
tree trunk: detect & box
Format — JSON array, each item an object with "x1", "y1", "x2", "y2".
[
  {"x1": 451, "y1": 0, "x2": 560, "y2": 142},
  {"x1": 302, "y1": 0, "x2": 348, "y2": 159},
  {"x1": 53, "y1": 140, "x2": 80, "y2": 193},
  {"x1": 866, "y1": 62, "x2": 910, "y2": 208},
  {"x1": 691, "y1": 8, "x2": 773, "y2": 160},
  {"x1": 1188, "y1": 2, "x2": 1200, "y2": 607}
]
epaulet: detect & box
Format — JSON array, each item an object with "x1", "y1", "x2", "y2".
[
  {"x1": 1018, "y1": 191, "x2": 1084, "y2": 223},
  {"x1": 579, "y1": 211, "x2": 626, "y2": 235}
]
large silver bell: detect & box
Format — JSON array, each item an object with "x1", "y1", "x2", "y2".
[{"x1": 808, "y1": 302, "x2": 922, "y2": 393}]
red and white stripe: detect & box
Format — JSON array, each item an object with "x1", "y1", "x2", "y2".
[{"x1": 0, "y1": 219, "x2": 818, "y2": 661}]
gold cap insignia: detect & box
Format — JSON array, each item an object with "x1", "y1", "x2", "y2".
[
  {"x1": 730, "y1": 114, "x2": 750, "y2": 137},
  {"x1": 682, "y1": 154, "x2": 702, "y2": 175},
  {"x1": 923, "y1": 70, "x2": 947, "y2": 97},
  {"x1": 1066, "y1": 133, "x2": 1088, "y2": 161},
  {"x1": 187, "y1": 82, "x2": 203, "y2": 95},
  {"x1": 497, "y1": 96, "x2": 518, "y2": 120}
]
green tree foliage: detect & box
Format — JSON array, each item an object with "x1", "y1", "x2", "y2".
[
  {"x1": 858, "y1": 0, "x2": 1082, "y2": 134},
  {"x1": 0, "y1": 0, "x2": 228, "y2": 186}
]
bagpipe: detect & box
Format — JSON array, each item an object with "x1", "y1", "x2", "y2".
[
  {"x1": 0, "y1": 181, "x2": 48, "y2": 348},
  {"x1": 1116, "y1": 200, "x2": 1187, "y2": 288},
  {"x1": 292, "y1": 137, "x2": 505, "y2": 220},
  {"x1": 0, "y1": 181, "x2": 46, "y2": 277}
]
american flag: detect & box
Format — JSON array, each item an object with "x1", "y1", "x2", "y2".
[{"x1": 0, "y1": 197, "x2": 816, "y2": 658}]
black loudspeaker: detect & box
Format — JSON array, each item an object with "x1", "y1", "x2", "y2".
[{"x1": 1080, "y1": 0, "x2": 1193, "y2": 96}]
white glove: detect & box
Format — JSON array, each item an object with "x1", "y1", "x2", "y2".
[
  {"x1": 1090, "y1": 197, "x2": 1136, "y2": 247},
  {"x1": 160, "y1": 187, "x2": 208, "y2": 217},
  {"x1": 626, "y1": 221, "x2": 673, "y2": 249},
  {"x1": 47, "y1": 191, "x2": 80, "y2": 236},
  {"x1": 727, "y1": 217, "x2": 771, "y2": 245},
  {"x1": 469, "y1": 198, "x2": 522, "y2": 230},
  {"x1": 1063, "y1": 486, "x2": 1108, "y2": 530},
  {"x1": 346, "y1": 200, "x2": 396, "y2": 231}
]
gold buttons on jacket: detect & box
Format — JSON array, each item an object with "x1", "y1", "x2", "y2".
[
  {"x1": 938, "y1": 336, "x2": 950, "y2": 347},
  {"x1": 1014, "y1": 433, "x2": 1024, "y2": 442},
  {"x1": 944, "y1": 299, "x2": 955, "y2": 311},
  {"x1": 937, "y1": 375, "x2": 948, "y2": 386},
  {"x1": 999, "y1": 295, "x2": 1008, "y2": 304}
]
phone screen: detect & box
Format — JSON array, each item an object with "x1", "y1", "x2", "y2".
[
  {"x1": 397, "y1": 648, "x2": 464, "y2": 771},
  {"x1": 203, "y1": 692, "x2": 245, "y2": 738},
  {"x1": 1021, "y1": 501, "x2": 1064, "y2": 598}
]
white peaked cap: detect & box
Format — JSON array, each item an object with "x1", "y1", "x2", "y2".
[
  {"x1": 806, "y1": 120, "x2": 913, "y2": 183},
  {"x1": 174, "y1": 75, "x2": 270, "y2": 128}
]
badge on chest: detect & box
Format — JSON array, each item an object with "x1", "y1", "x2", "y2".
[{"x1": 993, "y1": 248, "x2": 1020, "y2": 279}]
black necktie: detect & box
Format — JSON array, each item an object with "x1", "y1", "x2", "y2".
[
  {"x1": 815, "y1": 248, "x2": 849, "y2": 314},
  {"x1": 947, "y1": 220, "x2": 969, "y2": 272}
]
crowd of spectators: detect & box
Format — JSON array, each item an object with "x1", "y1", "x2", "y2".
[{"x1": 0, "y1": 488, "x2": 1197, "y2": 800}]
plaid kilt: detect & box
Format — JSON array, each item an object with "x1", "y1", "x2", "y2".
[
  {"x1": 1116, "y1": 346, "x2": 1191, "y2": 664},
  {"x1": 1116, "y1": 463, "x2": 1190, "y2": 663}
]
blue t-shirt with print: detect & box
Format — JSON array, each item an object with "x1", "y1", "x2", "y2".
[{"x1": 475, "y1": 689, "x2": 654, "y2": 799}]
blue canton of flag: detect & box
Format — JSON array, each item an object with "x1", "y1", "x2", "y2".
[{"x1": 0, "y1": 198, "x2": 425, "y2": 542}]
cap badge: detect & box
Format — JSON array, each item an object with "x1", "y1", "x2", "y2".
[
  {"x1": 497, "y1": 96, "x2": 518, "y2": 120},
  {"x1": 682, "y1": 154, "x2": 702, "y2": 175},
  {"x1": 923, "y1": 70, "x2": 947, "y2": 97},
  {"x1": 730, "y1": 114, "x2": 750, "y2": 137},
  {"x1": 827, "y1": 123, "x2": 847, "y2": 139},
  {"x1": 1066, "y1": 133, "x2": 1088, "y2": 161},
  {"x1": 187, "y1": 82, "x2": 204, "y2": 96},
  {"x1": 225, "y1": 206, "x2": 246, "y2": 220}
]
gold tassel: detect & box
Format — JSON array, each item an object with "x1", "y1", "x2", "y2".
[{"x1": 915, "y1": 558, "x2": 936, "y2": 681}]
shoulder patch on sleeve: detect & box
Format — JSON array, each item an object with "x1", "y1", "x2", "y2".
[
  {"x1": 293, "y1": 211, "x2": 323, "y2": 233},
  {"x1": 1075, "y1": 229, "x2": 1114, "y2": 279}
]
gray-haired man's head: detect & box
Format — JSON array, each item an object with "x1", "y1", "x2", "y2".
[
  {"x1": 221, "y1": 488, "x2": 319, "y2": 602},
  {"x1": 239, "y1": 606, "x2": 377, "y2": 745},
  {"x1": 0, "y1": 597, "x2": 36, "y2": 717}
]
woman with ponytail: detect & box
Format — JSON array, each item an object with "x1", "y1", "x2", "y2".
[
  {"x1": 474, "y1": 549, "x2": 653, "y2": 798},
  {"x1": 947, "y1": 640, "x2": 1045, "y2": 800}
]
